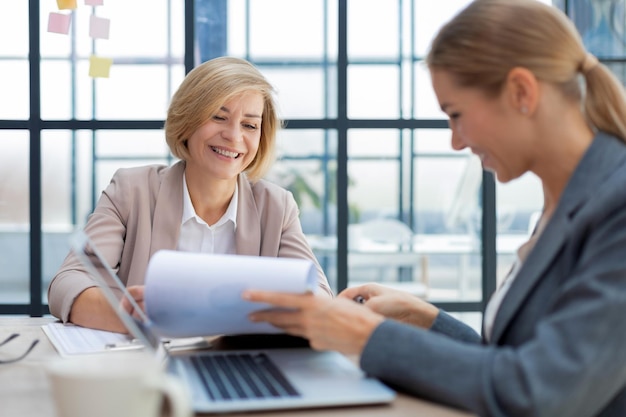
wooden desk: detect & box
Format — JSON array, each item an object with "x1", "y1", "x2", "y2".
[{"x1": 0, "y1": 317, "x2": 474, "y2": 417}]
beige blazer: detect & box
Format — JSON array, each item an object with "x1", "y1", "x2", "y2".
[{"x1": 48, "y1": 161, "x2": 333, "y2": 322}]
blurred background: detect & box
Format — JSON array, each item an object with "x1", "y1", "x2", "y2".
[{"x1": 2, "y1": 0, "x2": 624, "y2": 331}]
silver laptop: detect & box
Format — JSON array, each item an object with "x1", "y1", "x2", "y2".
[{"x1": 70, "y1": 232, "x2": 396, "y2": 414}]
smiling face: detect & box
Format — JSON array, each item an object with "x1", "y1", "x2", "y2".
[
  {"x1": 185, "y1": 91, "x2": 264, "y2": 183},
  {"x1": 430, "y1": 69, "x2": 533, "y2": 184}
]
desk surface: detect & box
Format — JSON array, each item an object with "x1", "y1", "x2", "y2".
[{"x1": 0, "y1": 317, "x2": 475, "y2": 417}]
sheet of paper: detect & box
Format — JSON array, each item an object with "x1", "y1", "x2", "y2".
[
  {"x1": 42, "y1": 322, "x2": 212, "y2": 356},
  {"x1": 89, "y1": 15, "x2": 110, "y2": 39},
  {"x1": 48, "y1": 12, "x2": 72, "y2": 35},
  {"x1": 42, "y1": 322, "x2": 131, "y2": 357},
  {"x1": 88, "y1": 55, "x2": 113, "y2": 78},
  {"x1": 144, "y1": 251, "x2": 317, "y2": 338}
]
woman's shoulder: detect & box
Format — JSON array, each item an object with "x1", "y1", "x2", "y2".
[
  {"x1": 103, "y1": 162, "x2": 184, "y2": 201},
  {"x1": 244, "y1": 177, "x2": 295, "y2": 209},
  {"x1": 108, "y1": 162, "x2": 182, "y2": 187},
  {"x1": 248, "y1": 178, "x2": 289, "y2": 194},
  {"x1": 110, "y1": 163, "x2": 175, "y2": 181}
]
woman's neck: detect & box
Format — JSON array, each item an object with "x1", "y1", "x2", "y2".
[
  {"x1": 533, "y1": 98, "x2": 595, "y2": 211},
  {"x1": 185, "y1": 169, "x2": 237, "y2": 225}
]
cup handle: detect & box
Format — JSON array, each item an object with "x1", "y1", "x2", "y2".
[{"x1": 155, "y1": 375, "x2": 193, "y2": 417}]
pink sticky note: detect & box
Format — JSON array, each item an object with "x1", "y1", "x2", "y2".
[
  {"x1": 48, "y1": 12, "x2": 71, "y2": 35},
  {"x1": 89, "y1": 55, "x2": 113, "y2": 78},
  {"x1": 56, "y1": 0, "x2": 77, "y2": 10},
  {"x1": 89, "y1": 15, "x2": 110, "y2": 39},
  {"x1": 85, "y1": 0, "x2": 104, "y2": 5}
]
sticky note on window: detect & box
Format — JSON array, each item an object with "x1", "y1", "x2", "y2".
[
  {"x1": 89, "y1": 55, "x2": 113, "y2": 78},
  {"x1": 48, "y1": 12, "x2": 72, "y2": 35},
  {"x1": 89, "y1": 15, "x2": 110, "y2": 39},
  {"x1": 57, "y1": 0, "x2": 77, "y2": 10},
  {"x1": 85, "y1": 0, "x2": 104, "y2": 5}
]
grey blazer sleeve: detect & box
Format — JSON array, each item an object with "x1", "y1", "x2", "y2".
[
  {"x1": 360, "y1": 134, "x2": 626, "y2": 417},
  {"x1": 360, "y1": 201, "x2": 626, "y2": 417},
  {"x1": 430, "y1": 310, "x2": 482, "y2": 344}
]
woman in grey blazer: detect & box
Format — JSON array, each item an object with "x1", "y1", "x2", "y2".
[
  {"x1": 244, "y1": 1, "x2": 626, "y2": 416},
  {"x1": 48, "y1": 57, "x2": 332, "y2": 333}
]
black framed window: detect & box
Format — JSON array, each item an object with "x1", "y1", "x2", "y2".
[{"x1": 2, "y1": 1, "x2": 624, "y2": 331}]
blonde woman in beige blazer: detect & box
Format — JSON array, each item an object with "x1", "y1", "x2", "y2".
[{"x1": 48, "y1": 57, "x2": 332, "y2": 333}]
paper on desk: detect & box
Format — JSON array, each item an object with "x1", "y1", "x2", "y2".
[
  {"x1": 42, "y1": 322, "x2": 131, "y2": 357},
  {"x1": 144, "y1": 251, "x2": 317, "y2": 338}
]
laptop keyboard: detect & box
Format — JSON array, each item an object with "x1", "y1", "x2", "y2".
[{"x1": 190, "y1": 353, "x2": 301, "y2": 400}]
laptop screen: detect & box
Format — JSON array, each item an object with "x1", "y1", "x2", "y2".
[{"x1": 70, "y1": 231, "x2": 162, "y2": 353}]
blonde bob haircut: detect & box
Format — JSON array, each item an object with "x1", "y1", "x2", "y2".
[{"x1": 165, "y1": 56, "x2": 281, "y2": 182}]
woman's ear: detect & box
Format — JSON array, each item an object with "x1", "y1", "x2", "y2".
[{"x1": 505, "y1": 67, "x2": 539, "y2": 116}]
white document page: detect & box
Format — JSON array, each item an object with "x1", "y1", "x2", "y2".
[
  {"x1": 42, "y1": 322, "x2": 131, "y2": 357},
  {"x1": 144, "y1": 251, "x2": 317, "y2": 338},
  {"x1": 42, "y1": 322, "x2": 211, "y2": 356}
]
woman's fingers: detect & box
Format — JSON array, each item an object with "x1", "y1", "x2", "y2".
[
  {"x1": 120, "y1": 285, "x2": 146, "y2": 317},
  {"x1": 242, "y1": 289, "x2": 314, "y2": 309}
]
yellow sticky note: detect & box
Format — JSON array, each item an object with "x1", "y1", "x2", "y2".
[
  {"x1": 57, "y1": 0, "x2": 77, "y2": 10},
  {"x1": 88, "y1": 55, "x2": 113, "y2": 78}
]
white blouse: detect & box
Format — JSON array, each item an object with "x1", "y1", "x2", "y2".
[
  {"x1": 483, "y1": 213, "x2": 548, "y2": 342},
  {"x1": 177, "y1": 173, "x2": 238, "y2": 255}
]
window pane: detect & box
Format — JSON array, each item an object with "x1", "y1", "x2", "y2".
[
  {"x1": 90, "y1": 64, "x2": 185, "y2": 120},
  {"x1": 414, "y1": 156, "x2": 482, "y2": 302},
  {"x1": 414, "y1": 62, "x2": 443, "y2": 119},
  {"x1": 570, "y1": 0, "x2": 626, "y2": 58},
  {"x1": 41, "y1": 61, "x2": 81, "y2": 120},
  {"x1": 348, "y1": 65, "x2": 399, "y2": 118},
  {"x1": 414, "y1": 0, "x2": 472, "y2": 57},
  {"x1": 412, "y1": 128, "x2": 481, "y2": 301},
  {"x1": 94, "y1": 134, "x2": 172, "y2": 199},
  {"x1": 414, "y1": 128, "x2": 453, "y2": 154},
  {"x1": 1, "y1": 2, "x2": 28, "y2": 56},
  {"x1": 3, "y1": 0, "x2": 29, "y2": 119},
  {"x1": 268, "y1": 129, "x2": 338, "y2": 289},
  {"x1": 0, "y1": 131, "x2": 29, "y2": 304},
  {"x1": 348, "y1": 0, "x2": 399, "y2": 58},
  {"x1": 95, "y1": 130, "x2": 171, "y2": 158},
  {"x1": 264, "y1": 66, "x2": 336, "y2": 119},
  {"x1": 82, "y1": 1, "x2": 184, "y2": 58},
  {"x1": 41, "y1": 131, "x2": 75, "y2": 301},
  {"x1": 41, "y1": 130, "x2": 172, "y2": 229},
  {"x1": 271, "y1": 129, "x2": 338, "y2": 236},
  {"x1": 0, "y1": 61, "x2": 29, "y2": 120},
  {"x1": 248, "y1": 0, "x2": 331, "y2": 59}
]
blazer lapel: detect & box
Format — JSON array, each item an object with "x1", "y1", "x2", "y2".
[
  {"x1": 235, "y1": 174, "x2": 262, "y2": 256},
  {"x1": 149, "y1": 161, "x2": 185, "y2": 257},
  {"x1": 489, "y1": 213, "x2": 570, "y2": 342},
  {"x1": 490, "y1": 132, "x2": 625, "y2": 343}
]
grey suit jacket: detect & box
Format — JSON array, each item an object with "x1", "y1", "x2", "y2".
[
  {"x1": 360, "y1": 132, "x2": 626, "y2": 417},
  {"x1": 48, "y1": 161, "x2": 332, "y2": 322}
]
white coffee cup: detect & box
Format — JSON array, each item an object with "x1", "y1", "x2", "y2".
[{"x1": 45, "y1": 351, "x2": 193, "y2": 417}]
